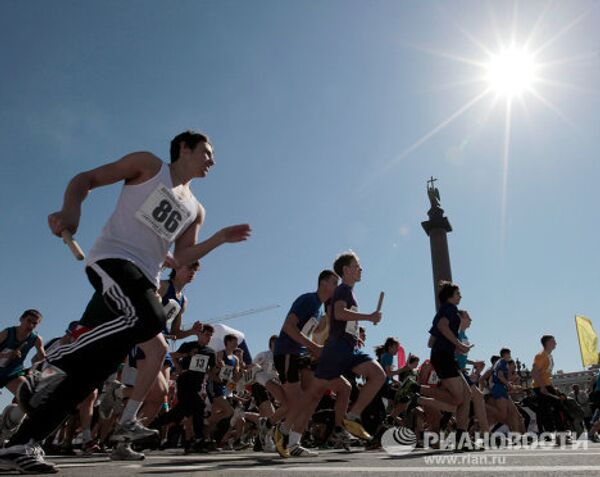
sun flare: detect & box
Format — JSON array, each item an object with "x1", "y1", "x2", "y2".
[{"x1": 485, "y1": 46, "x2": 538, "y2": 98}]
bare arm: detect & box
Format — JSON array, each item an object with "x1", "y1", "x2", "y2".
[
  {"x1": 436, "y1": 317, "x2": 470, "y2": 353},
  {"x1": 281, "y1": 313, "x2": 320, "y2": 353},
  {"x1": 48, "y1": 152, "x2": 161, "y2": 236},
  {"x1": 0, "y1": 329, "x2": 9, "y2": 358},
  {"x1": 31, "y1": 336, "x2": 46, "y2": 364},
  {"x1": 171, "y1": 203, "x2": 251, "y2": 267},
  {"x1": 333, "y1": 300, "x2": 379, "y2": 323}
]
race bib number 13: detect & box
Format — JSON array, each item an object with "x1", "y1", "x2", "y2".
[
  {"x1": 189, "y1": 355, "x2": 209, "y2": 373},
  {"x1": 135, "y1": 184, "x2": 192, "y2": 241}
]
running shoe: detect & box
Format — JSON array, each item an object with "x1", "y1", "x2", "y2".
[
  {"x1": 343, "y1": 415, "x2": 372, "y2": 441},
  {"x1": 18, "y1": 366, "x2": 67, "y2": 414},
  {"x1": 111, "y1": 419, "x2": 159, "y2": 442},
  {"x1": 274, "y1": 424, "x2": 290, "y2": 458},
  {"x1": 289, "y1": 444, "x2": 318, "y2": 457},
  {"x1": 0, "y1": 441, "x2": 57, "y2": 474},
  {"x1": 110, "y1": 442, "x2": 145, "y2": 461}
]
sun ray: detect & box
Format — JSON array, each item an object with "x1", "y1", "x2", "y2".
[
  {"x1": 385, "y1": 88, "x2": 492, "y2": 168},
  {"x1": 359, "y1": 88, "x2": 492, "y2": 193},
  {"x1": 528, "y1": 89, "x2": 582, "y2": 136},
  {"x1": 398, "y1": 41, "x2": 487, "y2": 68},
  {"x1": 535, "y1": 77, "x2": 599, "y2": 96},
  {"x1": 532, "y1": 8, "x2": 594, "y2": 57},
  {"x1": 510, "y1": 0, "x2": 519, "y2": 47},
  {"x1": 412, "y1": 76, "x2": 488, "y2": 95},
  {"x1": 523, "y1": 0, "x2": 555, "y2": 51},
  {"x1": 537, "y1": 51, "x2": 600, "y2": 70},
  {"x1": 500, "y1": 98, "x2": 513, "y2": 251}
]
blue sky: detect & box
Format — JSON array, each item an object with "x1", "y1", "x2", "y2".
[{"x1": 1, "y1": 0, "x2": 599, "y2": 408}]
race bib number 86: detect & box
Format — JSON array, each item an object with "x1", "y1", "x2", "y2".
[{"x1": 135, "y1": 184, "x2": 192, "y2": 241}]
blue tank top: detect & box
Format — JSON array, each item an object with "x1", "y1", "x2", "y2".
[{"x1": 0, "y1": 327, "x2": 38, "y2": 377}]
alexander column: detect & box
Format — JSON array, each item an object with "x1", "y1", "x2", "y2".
[{"x1": 421, "y1": 177, "x2": 453, "y2": 310}]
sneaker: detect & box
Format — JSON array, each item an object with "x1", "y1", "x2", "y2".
[
  {"x1": 110, "y1": 442, "x2": 145, "y2": 461},
  {"x1": 98, "y1": 381, "x2": 124, "y2": 420},
  {"x1": 343, "y1": 415, "x2": 372, "y2": 441},
  {"x1": 274, "y1": 424, "x2": 290, "y2": 458},
  {"x1": 330, "y1": 426, "x2": 358, "y2": 447},
  {"x1": 81, "y1": 439, "x2": 103, "y2": 456},
  {"x1": 0, "y1": 441, "x2": 58, "y2": 474},
  {"x1": 111, "y1": 419, "x2": 159, "y2": 442},
  {"x1": 590, "y1": 433, "x2": 600, "y2": 443},
  {"x1": 18, "y1": 366, "x2": 67, "y2": 414},
  {"x1": 289, "y1": 444, "x2": 318, "y2": 457}
]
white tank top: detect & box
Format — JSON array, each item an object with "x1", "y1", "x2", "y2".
[{"x1": 87, "y1": 162, "x2": 198, "y2": 287}]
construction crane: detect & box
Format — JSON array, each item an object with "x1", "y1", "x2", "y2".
[{"x1": 205, "y1": 304, "x2": 281, "y2": 325}]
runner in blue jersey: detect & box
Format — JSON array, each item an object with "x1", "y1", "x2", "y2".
[
  {"x1": 0, "y1": 310, "x2": 45, "y2": 395},
  {"x1": 0, "y1": 310, "x2": 45, "y2": 445},
  {"x1": 272, "y1": 269, "x2": 339, "y2": 457},
  {"x1": 290, "y1": 252, "x2": 385, "y2": 451}
]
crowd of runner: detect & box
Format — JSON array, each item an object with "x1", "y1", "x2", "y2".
[{"x1": 0, "y1": 131, "x2": 598, "y2": 474}]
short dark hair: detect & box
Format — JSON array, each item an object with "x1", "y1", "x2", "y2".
[
  {"x1": 224, "y1": 334, "x2": 238, "y2": 345},
  {"x1": 408, "y1": 355, "x2": 420, "y2": 365},
  {"x1": 438, "y1": 281, "x2": 460, "y2": 304},
  {"x1": 169, "y1": 261, "x2": 200, "y2": 280},
  {"x1": 490, "y1": 355, "x2": 501, "y2": 365},
  {"x1": 201, "y1": 324, "x2": 214, "y2": 334},
  {"x1": 500, "y1": 348, "x2": 511, "y2": 357},
  {"x1": 269, "y1": 334, "x2": 278, "y2": 348},
  {"x1": 318, "y1": 269, "x2": 338, "y2": 287},
  {"x1": 170, "y1": 130, "x2": 210, "y2": 163},
  {"x1": 20, "y1": 309, "x2": 42, "y2": 321},
  {"x1": 333, "y1": 252, "x2": 358, "y2": 278},
  {"x1": 541, "y1": 335, "x2": 554, "y2": 347}
]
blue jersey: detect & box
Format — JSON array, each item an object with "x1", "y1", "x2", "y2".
[
  {"x1": 274, "y1": 292, "x2": 322, "y2": 356},
  {"x1": 455, "y1": 330, "x2": 469, "y2": 369},
  {"x1": 492, "y1": 358, "x2": 509, "y2": 387},
  {"x1": 379, "y1": 352, "x2": 395, "y2": 385},
  {"x1": 328, "y1": 283, "x2": 359, "y2": 348},
  {"x1": 0, "y1": 327, "x2": 38, "y2": 378}
]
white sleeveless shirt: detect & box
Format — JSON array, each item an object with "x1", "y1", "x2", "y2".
[{"x1": 87, "y1": 162, "x2": 198, "y2": 287}]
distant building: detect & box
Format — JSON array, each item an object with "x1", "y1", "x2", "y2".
[{"x1": 552, "y1": 369, "x2": 597, "y2": 393}]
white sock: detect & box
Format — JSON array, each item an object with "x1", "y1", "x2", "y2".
[
  {"x1": 346, "y1": 412, "x2": 360, "y2": 421},
  {"x1": 120, "y1": 399, "x2": 142, "y2": 424},
  {"x1": 82, "y1": 429, "x2": 92, "y2": 443},
  {"x1": 280, "y1": 422, "x2": 290, "y2": 435},
  {"x1": 288, "y1": 431, "x2": 302, "y2": 448}
]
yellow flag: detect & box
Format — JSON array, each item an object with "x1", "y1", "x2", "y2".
[{"x1": 575, "y1": 315, "x2": 599, "y2": 367}]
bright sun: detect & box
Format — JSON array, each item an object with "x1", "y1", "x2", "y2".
[{"x1": 485, "y1": 46, "x2": 538, "y2": 98}]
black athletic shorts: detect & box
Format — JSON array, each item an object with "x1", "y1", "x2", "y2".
[
  {"x1": 430, "y1": 348, "x2": 460, "y2": 380},
  {"x1": 273, "y1": 354, "x2": 311, "y2": 384}
]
